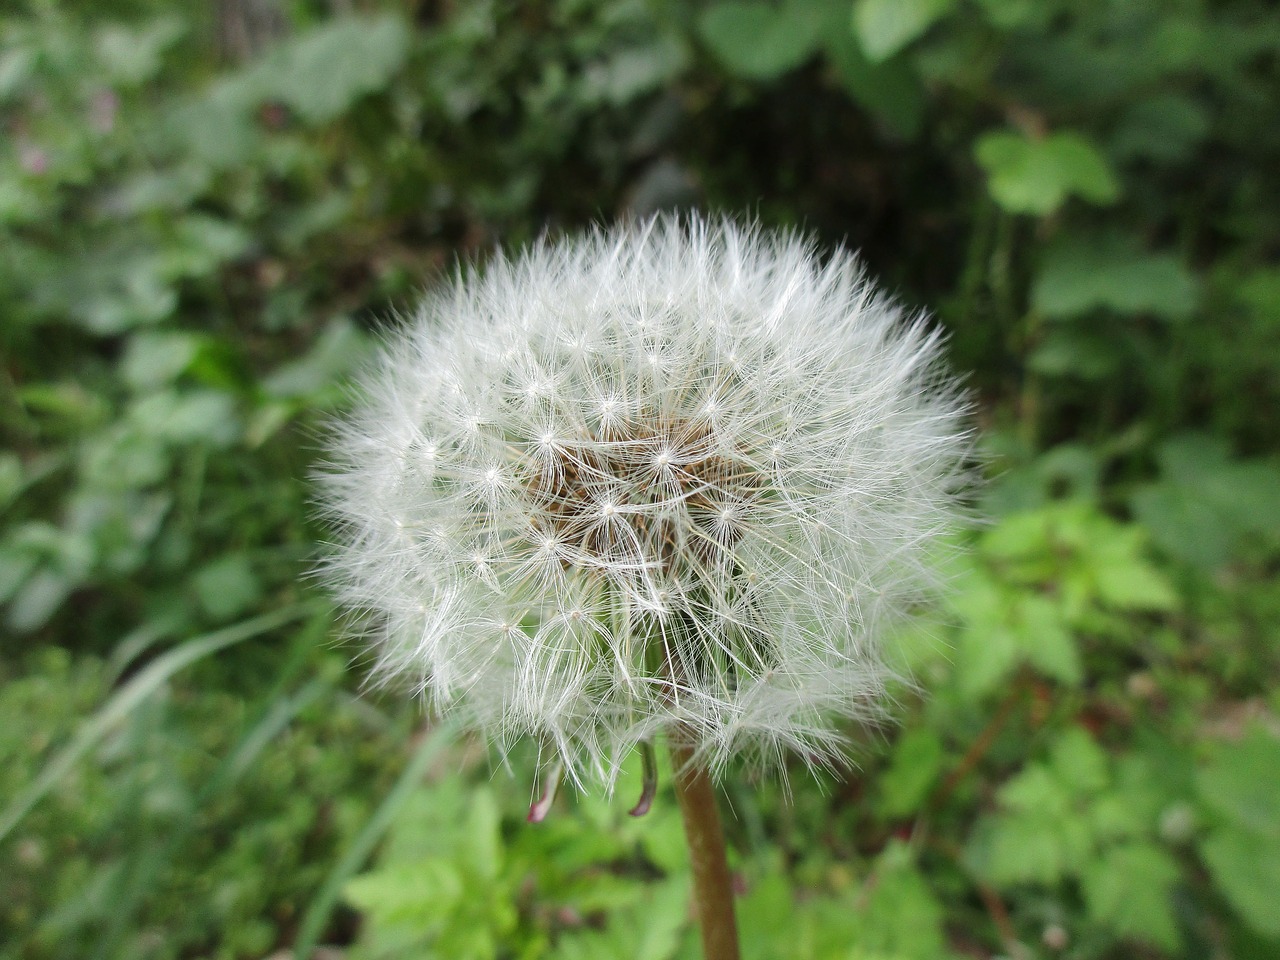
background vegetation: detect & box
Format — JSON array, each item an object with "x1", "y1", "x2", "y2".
[{"x1": 2, "y1": 0, "x2": 1278, "y2": 958}]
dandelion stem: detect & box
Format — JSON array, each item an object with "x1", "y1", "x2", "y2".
[{"x1": 670, "y1": 736, "x2": 740, "y2": 960}]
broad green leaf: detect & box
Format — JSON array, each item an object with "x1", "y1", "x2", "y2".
[
  {"x1": 1028, "y1": 329, "x2": 1122, "y2": 379},
  {"x1": 852, "y1": 0, "x2": 955, "y2": 62},
  {"x1": 955, "y1": 620, "x2": 1019, "y2": 699},
  {"x1": 1092, "y1": 558, "x2": 1178, "y2": 612},
  {"x1": 552, "y1": 878, "x2": 689, "y2": 960},
  {"x1": 859, "y1": 841, "x2": 947, "y2": 958},
  {"x1": 698, "y1": 1, "x2": 826, "y2": 80},
  {"x1": 122, "y1": 332, "x2": 202, "y2": 391},
  {"x1": 93, "y1": 17, "x2": 184, "y2": 87},
  {"x1": 1033, "y1": 233, "x2": 1200, "y2": 319},
  {"x1": 1081, "y1": 842, "x2": 1180, "y2": 948},
  {"x1": 971, "y1": 805, "x2": 1092, "y2": 885},
  {"x1": 1130, "y1": 484, "x2": 1235, "y2": 570},
  {"x1": 1111, "y1": 93, "x2": 1211, "y2": 164},
  {"x1": 823, "y1": 26, "x2": 924, "y2": 139},
  {"x1": 580, "y1": 37, "x2": 690, "y2": 106},
  {"x1": 263, "y1": 318, "x2": 367, "y2": 399},
  {"x1": 7, "y1": 568, "x2": 73, "y2": 633},
  {"x1": 1018, "y1": 595, "x2": 1082, "y2": 686},
  {"x1": 1197, "y1": 729, "x2": 1280, "y2": 838},
  {"x1": 249, "y1": 15, "x2": 411, "y2": 124},
  {"x1": 193, "y1": 554, "x2": 262, "y2": 621},
  {"x1": 975, "y1": 130, "x2": 1119, "y2": 215},
  {"x1": 1200, "y1": 827, "x2": 1280, "y2": 937},
  {"x1": 129, "y1": 390, "x2": 239, "y2": 447},
  {"x1": 879, "y1": 726, "x2": 944, "y2": 816}
]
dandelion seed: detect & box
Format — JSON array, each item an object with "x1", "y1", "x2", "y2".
[{"x1": 316, "y1": 215, "x2": 971, "y2": 792}]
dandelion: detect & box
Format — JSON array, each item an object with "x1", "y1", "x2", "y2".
[{"x1": 316, "y1": 215, "x2": 970, "y2": 959}]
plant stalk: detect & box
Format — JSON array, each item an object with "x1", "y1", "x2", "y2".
[{"x1": 670, "y1": 737, "x2": 741, "y2": 960}]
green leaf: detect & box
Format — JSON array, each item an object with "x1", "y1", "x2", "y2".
[
  {"x1": 94, "y1": 17, "x2": 184, "y2": 87},
  {"x1": 464, "y1": 789, "x2": 503, "y2": 883},
  {"x1": 1049, "y1": 728, "x2": 1109, "y2": 794},
  {"x1": 698, "y1": 1, "x2": 826, "y2": 80},
  {"x1": 880, "y1": 726, "x2": 944, "y2": 816},
  {"x1": 1133, "y1": 434, "x2": 1280, "y2": 568},
  {"x1": 552, "y1": 878, "x2": 689, "y2": 960},
  {"x1": 975, "y1": 130, "x2": 1119, "y2": 215},
  {"x1": 852, "y1": 0, "x2": 955, "y2": 62},
  {"x1": 823, "y1": 26, "x2": 924, "y2": 139},
  {"x1": 1111, "y1": 93, "x2": 1211, "y2": 164},
  {"x1": 129, "y1": 390, "x2": 239, "y2": 448},
  {"x1": 1197, "y1": 729, "x2": 1280, "y2": 839},
  {"x1": 1200, "y1": 827, "x2": 1280, "y2": 937},
  {"x1": 955, "y1": 620, "x2": 1019, "y2": 700},
  {"x1": 1027, "y1": 328, "x2": 1122, "y2": 379},
  {"x1": 249, "y1": 15, "x2": 411, "y2": 124},
  {"x1": 292, "y1": 723, "x2": 458, "y2": 960},
  {"x1": 1033, "y1": 233, "x2": 1200, "y2": 319},
  {"x1": 860, "y1": 841, "x2": 948, "y2": 958},
  {"x1": 1130, "y1": 483, "x2": 1235, "y2": 570},
  {"x1": 262, "y1": 318, "x2": 367, "y2": 399},
  {"x1": 343, "y1": 860, "x2": 465, "y2": 926},
  {"x1": 1017, "y1": 595, "x2": 1082, "y2": 686},
  {"x1": 0, "y1": 605, "x2": 313, "y2": 843},
  {"x1": 193, "y1": 554, "x2": 262, "y2": 621},
  {"x1": 1093, "y1": 559, "x2": 1178, "y2": 612},
  {"x1": 971, "y1": 803, "x2": 1091, "y2": 885},
  {"x1": 1081, "y1": 842, "x2": 1180, "y2": 948},
  {"x1": 122, "y1": 332, "x2": 202, "y2": 391}
]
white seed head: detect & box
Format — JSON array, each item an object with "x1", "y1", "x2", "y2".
[{"x1": 316, "y1": 216, "x2": 971, "y2": 786}]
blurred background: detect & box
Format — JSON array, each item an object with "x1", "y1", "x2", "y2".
[{"x1": 2, "y1": 1, "x2": 1278, "y2": 958}]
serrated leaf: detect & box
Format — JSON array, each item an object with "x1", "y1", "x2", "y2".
[
  {"x1": 954, "y1": 620, "x2": 1019, "y2": 700},
  {"x1": 698, "y1": 1, "x2": 826, "y2": 80},
  {"x1": 1093, "y1": 559, "x2": 1178, "y2": 612},
  {"x1": 1017, "y1": 594, "x2": 1082, "y2": 686},
  {"x1": 860, "y1": 841, "x2": 947, "y2": 958},
  {"x1": 971, "y1": 805, "x2": 1090, "y2": 885},
  {"x1": 1131, "y1": 484, "x2": 1235, "y2": 570},
  {"x1": 852, "y1": 0, "x2": 955, "y2": 62},
  {"x1": 1049, "y1": 728, "x2": 1109, "y2": 794},
  {"x1": 1081, "y1": 842, "x2": 1180, "y2": 948},
  {"x1": 343, "y1": 859, "x2": 465, "y2": 926}
]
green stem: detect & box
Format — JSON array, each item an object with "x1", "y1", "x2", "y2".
[{"x1": 670, "y1": 737, "x2": 740, "y2": 960}]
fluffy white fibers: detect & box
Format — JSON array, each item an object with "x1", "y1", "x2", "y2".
[{"x1": 316, "y1": 216, "x2": 971, "y2": 787}]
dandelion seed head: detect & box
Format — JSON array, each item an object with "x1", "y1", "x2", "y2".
[{"x1": 316, "y1": 215, "x2": 971, "y2": 786}]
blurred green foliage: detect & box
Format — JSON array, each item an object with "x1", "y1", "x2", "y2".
[{"x1": 2, "y1": 0, "x2": 1278, "y2": 958}]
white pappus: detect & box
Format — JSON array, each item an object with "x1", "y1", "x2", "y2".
[{"x1": 315, "y1": 215, "x2": 971, "y2": 801}]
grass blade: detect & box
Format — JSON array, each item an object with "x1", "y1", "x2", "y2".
[
  {"x1": 0, "y1": 603, "x2": 314, "y2": 844},
  {"x1": 292, "y1": 720, "x2": 455, "y2": 959}
]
